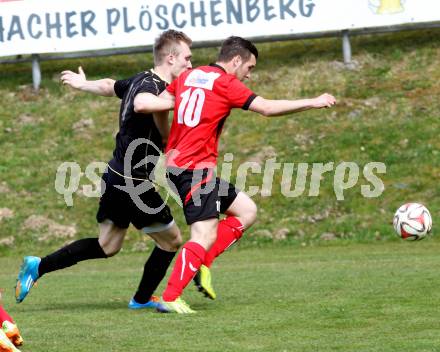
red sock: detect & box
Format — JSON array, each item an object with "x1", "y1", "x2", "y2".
[
  {"x1": 203, "y1": 217, "x2": 244, "y2": 268},
  {"x1": 162, "y1": 241, "x2": 206, "y2": 301},
  {"x1": 0, "y1": 305, "x2": 14, "y2": 324}
]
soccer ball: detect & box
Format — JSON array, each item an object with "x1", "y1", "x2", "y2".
[{"x1": 393, "y1": 203, "x2": 432, "y2": 240}]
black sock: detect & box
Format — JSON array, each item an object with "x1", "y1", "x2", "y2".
[
  {"x1": 38, "y1": 238, "x2": 107, "y2": 277},
  {"x1": 133, "y1": 246, "x2": 176, "y2": 304}
]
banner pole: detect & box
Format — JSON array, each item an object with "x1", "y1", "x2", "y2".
[
  {"x1": 342, "y1": 30, "x2": 352, "y2": 65},
  {"x1": 32, "y1": 54, "x2": 41, "y2": 91}
]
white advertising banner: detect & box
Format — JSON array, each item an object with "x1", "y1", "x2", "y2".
[{"x1": 0, "y1": 0, "x2": 439, "y2": 57}]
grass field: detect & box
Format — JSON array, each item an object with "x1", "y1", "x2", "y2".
[
  {"x1": 1, "y1": 242, "x2": 440, "y2": 352},
  {"x1": 0, "y1": 28, "x2": 440, "y2": 351}
]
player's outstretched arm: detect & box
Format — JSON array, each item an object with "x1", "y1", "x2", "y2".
[
  {"x1": 249, "y1": 93, "x2": 336, "y2": 117},
  {"x1": 133, "y1": 90, "x2": 175, "y2": 114},
  {"x1": 60, "y1": 66, "x2": 116, "y2": 97}
]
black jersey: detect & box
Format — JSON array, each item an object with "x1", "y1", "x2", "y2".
[{"x1": 108, "y1": 70, "x2": 167, "y2": 179}]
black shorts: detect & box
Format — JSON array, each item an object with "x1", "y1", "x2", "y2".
[
  {"x1": 167, "y1": 168, "x2": 238, "y2": 225},
  {"x1": 96, "y1": 168, "x2": 173, "y2": 230}
]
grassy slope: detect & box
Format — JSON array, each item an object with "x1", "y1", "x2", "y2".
[{"x1": 0, "y1": 29, "x2": 439, "y2": 256}]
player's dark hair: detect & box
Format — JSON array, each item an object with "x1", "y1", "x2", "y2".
[
  {"x1": 153, "y1": 30, "x2": 192, "y2": 65},
  {"x1": 217, "y1": 36, "x2": 259, "y2": 63}
]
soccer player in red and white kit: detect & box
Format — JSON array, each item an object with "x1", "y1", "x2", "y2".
[{"x1": 134, "y1": 36, "x2": 336, "y2": 313}]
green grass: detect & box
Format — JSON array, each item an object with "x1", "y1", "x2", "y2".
[{"x1": 1, "y1": 242, "x2": 440, "y2": 351}]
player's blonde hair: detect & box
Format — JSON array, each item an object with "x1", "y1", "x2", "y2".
[{"x1": 153, "y1": 30, "x2": 192, "y2": 65}]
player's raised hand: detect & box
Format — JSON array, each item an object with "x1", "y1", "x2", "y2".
[
  {"x1": 60, "y1": 66, "x2": 87, "y2": 89},
  {"x1": 312, "y1": 93, "x2": 336, "y2": 109}
]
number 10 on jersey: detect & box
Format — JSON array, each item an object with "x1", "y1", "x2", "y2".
[{"x1": 177, "y1": 88, "x2": 205, "y2": 127}]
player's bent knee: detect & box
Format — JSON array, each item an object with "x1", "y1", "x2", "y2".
[
  {"x1": 99, "y1": 236, "x2": 123, "y2": 256},
  {"x1": 98, "y1": 237, "x2": 123, "y2": 256},
  {"x1": 247, "y1": 201, "x2": 258, "y2": 227},
  {"x1": 162, "y1": 239, "x2": 181, "y2": 252},
  {"x1": 146, "y1": 222, "x2": 183, "y2": 252},
  {"x1": 237, "y1": 200, "x2": 258, "y2": 229},
  {"x1": 102, "y1": 246, "x2": 121, "y2": 257},
  {"x1": 98, "y1": 222, "x2": 126, "y2": 257},
  {"x1": 190, "y1": 219, "x2": 218, "y2": 249},
  {"x1": 159, "y1": 228, "x2": 182, "y2": 252},
  {"x1": 170, "y1": 229, "x2": 183, "y2": 250},
  {"x1": 227, "y1": 192, "x2": 258, "y2": 229}
]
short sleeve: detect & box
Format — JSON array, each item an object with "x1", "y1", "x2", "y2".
[
  {"x1": 134, "y1": 76, "x2": 163, "y2": 96},
  {"x1": 226, "y1": 77, "x2": 257, "y2": 110},
  {"x1": 166, "y1": 78, "x2": 177, "y2": 96},
  {"x1": 114, "y1": 78, "x2": 130, "y2": 99},
  {"x1": 115, "y1": 73, "x2": 165, "y2": 100}
]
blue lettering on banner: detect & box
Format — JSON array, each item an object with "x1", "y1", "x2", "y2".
[
  {"x1": 172, "y1": 3, "x2": 187, "y2": 28},
  {"x1": 0, "y1": 1, "x2": 317, "y2": 50},
  {"x1": 123, "y1": 7, "x2": 135, "y2": 33},
  {"x1": 8, "y1": 15, "x2": 25, "y2": 41},
  {"x1": 246, "y1": 0, "x2": 260, "y2": 22},
  {"x1": 190, "y1": 1, "x2": 207, "y2": 27},
  {"x1": 264, "y1": 0, "x2": 276, "y2": 20},
  {"x1": 45, "y1": 12, "x2": 62, "y2": 39},
  {"x1": 139, "y1": 6, "x2": 152, "y2": 31},
  {"x1": 156, "y1": 5, "x2": 170, "y2": 30},
  {"x1": 0, "y1": 17, "x2": 3, "y2": 42},
  {"x1": 280, "y1": 0, "x2": 296, "y2": 19},
  {"x1": 210, "y1": 0, "x2": 224, "y2": 26},
  {"x1": 226, "y1": 0, "x2": 243, "y2": 24},
  {"x1": 299, "y1": 0, "x2": 315, "y2": 17},
  {"x1": 65, "y1": 11, "x2": 78, "y2": 38},
  {"x1": 28, "y1": 14, "x2": 42, "y2": 39},
  {"x1": 107, "y1": 8, "x2": 120, "y2": 34},
  {"x1": 81, "y1": 11, "x2": 97, "y2": 36}
]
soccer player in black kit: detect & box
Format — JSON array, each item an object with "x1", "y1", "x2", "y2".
[{"x1": 15, "y1": 30, "x2": 193, "y2": 310}]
